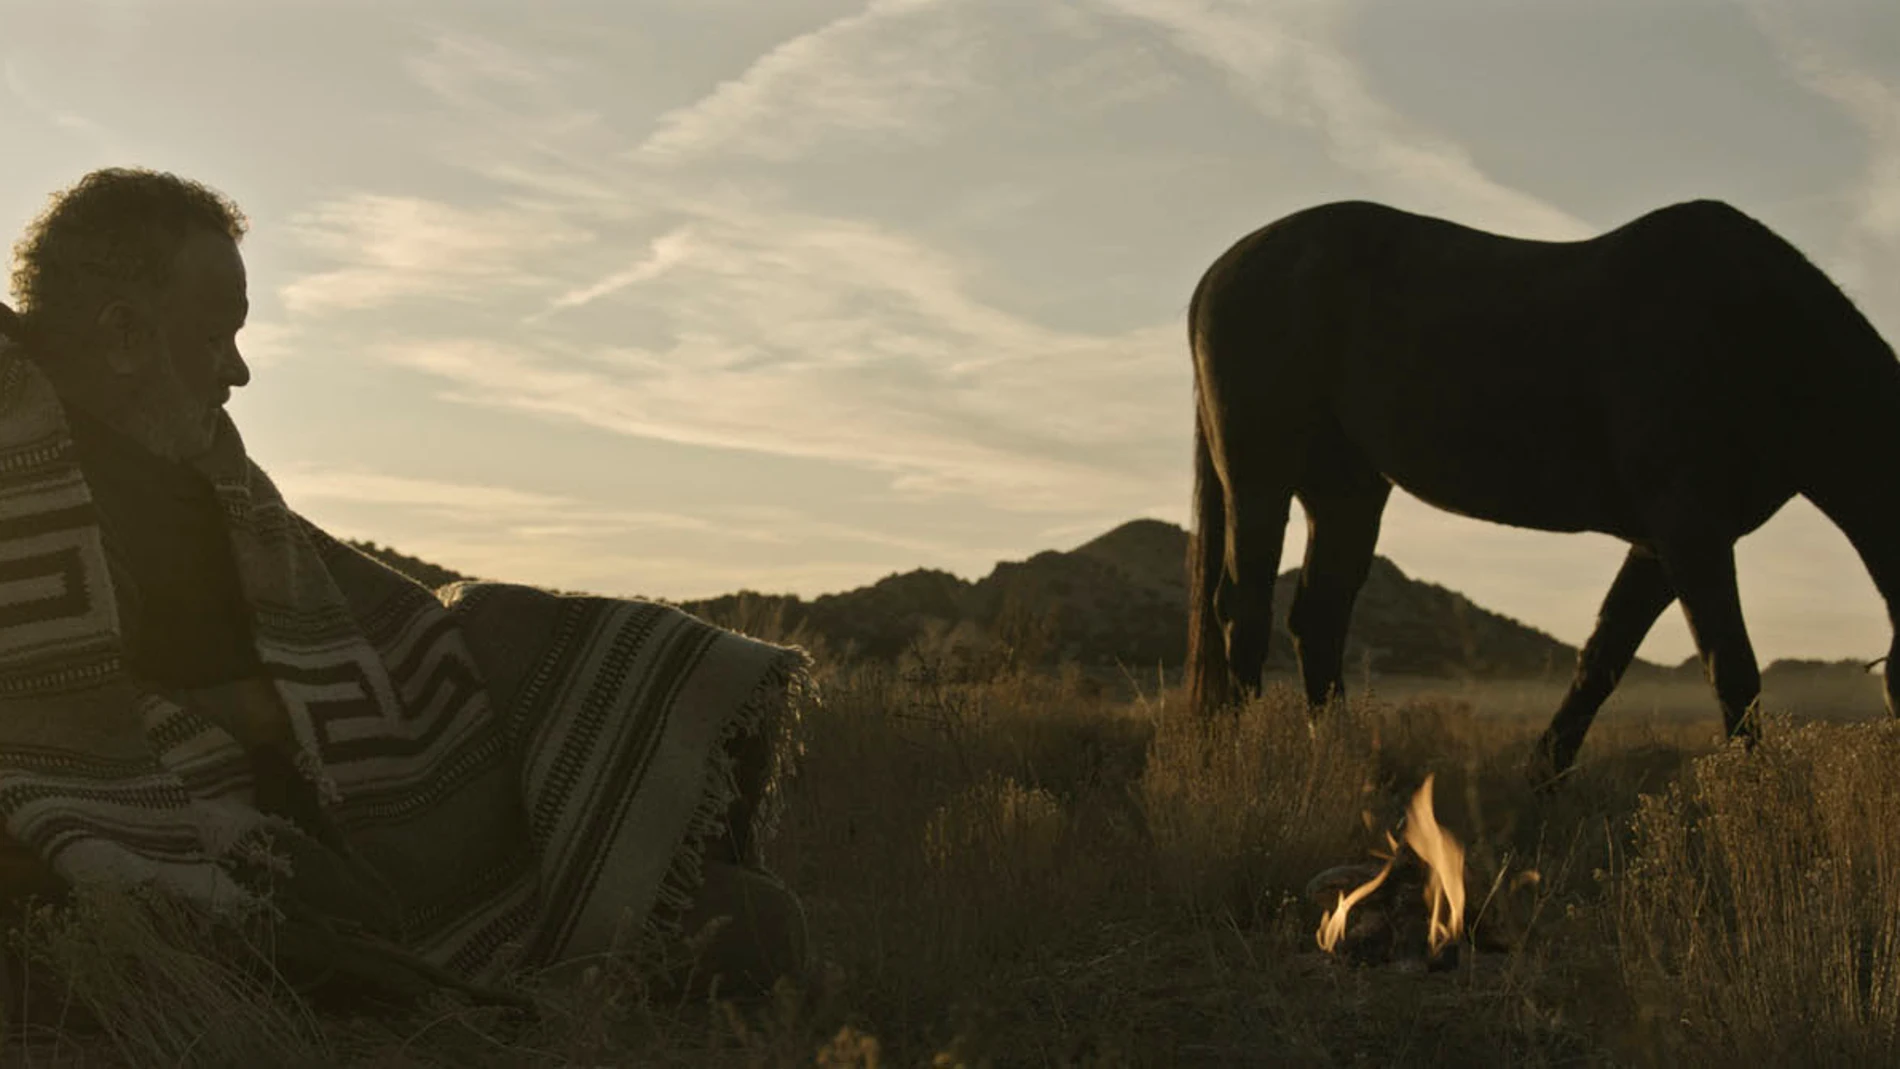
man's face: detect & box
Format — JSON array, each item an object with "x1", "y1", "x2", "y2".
[{"x1": 101, "y1": 228, "x2": 251, "y2": 461}]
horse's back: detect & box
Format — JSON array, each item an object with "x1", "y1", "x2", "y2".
[
  {"x1": 1200, "y1": 198, "x2": 1754, "y2": 306},
  {"x1": 1192, "y1": 197, "x2": 1840, "y2": 389},
  {"x1": 1191, "y1": 199, "x2": 1640, "y2": 402}
]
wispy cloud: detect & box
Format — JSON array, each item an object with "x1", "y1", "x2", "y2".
[
  {"x1": 1, "y1": 56, "x2": 116, "y2": 149},
  {"x1": 279, "y1": 194, "x2": 596, "y2": 314},
  {"x1": 376, "y1": 328, "x2": 1179, "y2": 515},
  {"x1": 273, "y1": 467, "x2": 601, "y2": 525},
  {"x1": 530, "y1": 227, "x2": 696, "y2": 321},
  {"x1": 260, "y1": 13, "x2": 1608, "y2": 611},
  {"x1": 1090, "y1": 0, "x2": 1591, "y2": 239},
  {"x1": 353, "y1": 6, "x2": 1592, "y2": 523},
  {"x1": 402, "y1": 44, "x2": 646, "y2": 222},
  {"x1": 1748, "y1": 2, "x2": 1900, "y2": 319},
  {"x1": 632, "y1": 0, "x2": 974, "y2": 166},
  {"x1": 281, "y1": 22, "x2": 1195, "y2": 513},
  {"x1": 258, "y1": 4, "x2": 1600, "y2": 614},
  {"x1": 270, "y1": 465, "x2": 1007, "y2": 597},
  {"x1": 1825, "y1": 76, "x2": 1900, "y2": 242},
  {"x1": 405, "y1": 32, "x2": 577, "y2": 108},
  {"x1": 1803, "y1": 70, "x2": 1900, "y2": 316},
  {"x1": 234, "y1": 319, "x2": 299, "y2": 369},
  {"x1": 273, "y1": 467, "x2": 996, "y2": 559}
]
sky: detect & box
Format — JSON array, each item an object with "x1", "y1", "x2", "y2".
[{"x1": 1, "y1": 0, "x2": 1896, "y2": 667}]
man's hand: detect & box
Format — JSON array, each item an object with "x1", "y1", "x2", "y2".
[{"x1": 185, "y1": 675, "x2": 353, "y2": 858}]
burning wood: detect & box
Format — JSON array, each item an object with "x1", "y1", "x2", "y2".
[{"x1": 1309, "y1": 774, "x2": 1467, "y2": 969}]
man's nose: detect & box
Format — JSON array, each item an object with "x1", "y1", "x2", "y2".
[{"x1": 221, "y1": 344, "x2": 251, "y2": 389}]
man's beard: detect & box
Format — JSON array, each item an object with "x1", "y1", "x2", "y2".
[
  {"x1": 119, "y1": 375, "x2": 223, "y2": 463},
  {"x1": 13, "y1": 333, "x2": 227, "y2": 462}
]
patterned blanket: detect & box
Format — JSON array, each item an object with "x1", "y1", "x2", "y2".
[{"x1": 0, "y1": 344, "x2": 809, "y2": 982}]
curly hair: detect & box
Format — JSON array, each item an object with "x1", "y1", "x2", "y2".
[{"x1": 8, "y1": 168, "x2": 248, "y2": 345}]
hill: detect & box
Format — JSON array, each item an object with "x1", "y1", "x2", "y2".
[
  {"x1": 675, "y1": 519, "x2": 1668, "y2": 681},
  {"x1": 347, "y1": 520, "x2": 1676, "y2": 682}
]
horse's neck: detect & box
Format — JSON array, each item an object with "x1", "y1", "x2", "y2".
[{"x1": 1802, "y1": 407, "x2": 1900, "y2": 629}]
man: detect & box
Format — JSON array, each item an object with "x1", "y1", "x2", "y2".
[{"x1": 0, "y1": 168, "x2": 808, "y2": 1002}]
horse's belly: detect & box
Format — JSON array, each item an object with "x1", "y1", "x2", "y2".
[
  {"x1": 1341, "y1": 397, "x2": 1627, "y2": 536},
  {"x1": 1389, "y1": 470, "x2": 1603, "y2": 534}
]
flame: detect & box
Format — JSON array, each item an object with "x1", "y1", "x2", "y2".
[
  {"x1": 1316, "y1": 774, "x2": 1467, "y2": 957},
  {"x1": 1402, "y1": 773, "x2": 1467, "y2": 955},
  {"x1": 1316, "y1": 838, "x2": 1398, "y2": 953}
]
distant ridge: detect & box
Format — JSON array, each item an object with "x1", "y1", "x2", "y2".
[{"x1": 345, "y1": 522, "x2": 1677, "y2": 681}]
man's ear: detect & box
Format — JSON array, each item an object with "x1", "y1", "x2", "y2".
[{"x1": 94, "y1": 300, "x2": 145, "y2": 376}]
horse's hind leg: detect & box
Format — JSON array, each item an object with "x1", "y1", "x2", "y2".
[
  {"x1": 1194, "y1": 277, "x2": 1330, "y2": 707},
  {"x1": 1215, "y1": 478, "x2": 1295, "y2": 705},
  {"x1": 1288, "y1": 426, "x2": 1392, "y2": 711},
  {"x1": 1530, "y1": 544, "x2": 1676, "y2": 785},
  {"x1": 1203, "y1": 405, "x2": 1305, "y2": 705}
]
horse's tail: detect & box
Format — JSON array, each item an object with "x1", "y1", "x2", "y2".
[{"x1": 1185, "y1": 374, "x2": 1229, "y2": 718}]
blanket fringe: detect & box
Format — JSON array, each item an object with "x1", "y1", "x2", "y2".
[{"x1": 636, "y1": 646, "x2": 816, "y2": 960}]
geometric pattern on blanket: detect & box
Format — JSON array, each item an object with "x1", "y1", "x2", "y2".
[{"x1": 0, "y1": 344, "x2": 810, "y2": 981}]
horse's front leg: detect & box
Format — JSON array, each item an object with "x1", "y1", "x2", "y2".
[
  {"x1": 1653, "y1": 532, "x2": 1764, "y2": 745},
  {"x1": 1885, "y1": 643, "x2": 1899, "y2": 722},
  {"x1": 1531, "y1": 544, "x2": 1676, "y2": 785}
]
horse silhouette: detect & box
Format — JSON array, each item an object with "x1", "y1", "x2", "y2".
[{"x1": 1185, "y1": 199, "x2": 1900, "y2": 781}]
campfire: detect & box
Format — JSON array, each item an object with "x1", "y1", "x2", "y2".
[{"x1": 1309, "y1": 774, "x2": 1468, "y2": 969}]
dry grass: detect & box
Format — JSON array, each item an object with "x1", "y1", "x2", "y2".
[
  {"x1": 1614, "y1": 716, "x2": 1900, "y2": 1066},
  {"x1": 2, "y1": 642, "x2": 1895, "y2": 1067}
]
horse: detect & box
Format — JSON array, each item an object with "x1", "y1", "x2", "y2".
[{"x1": 1184, "y1": 199, "x2": 1900, "y2": 781}]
